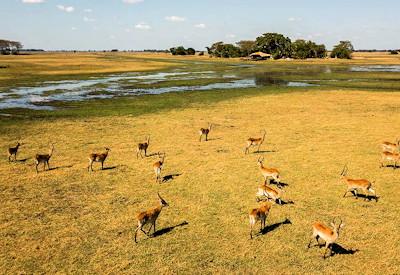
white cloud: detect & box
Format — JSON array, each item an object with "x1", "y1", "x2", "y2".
[
  {"x1": 288, "y1": 17, "x2": 302, "y2": 22},
  {"x1": 71, "y1": 27, "x2": 77, "y2": 31},
  {"x1": 135, "y1": 23, "x2": 151, "y2": 30},
  {"x1": 226, "y1": 34, "x2": 236, "y2": 38},
  {"x1": 194, "y1": 23, "x2": 206, "y2": 29},
  {"x1": 22, "y1": 0, "x2": 45, "y2": 3},
  {"x1": 57, "y1": 5, "x2": 75, "y2": 12},
  {"x1": 84, "y1": 9, "x2": 92, "y2": 13},
  {"x1": 122, "y1": 0, "x2": 144, "y2": 4},
  {"x1": 165, "y1": 16, "x2": 186, "y2": 22},
  {"x1": 83, "y1": 16, "x2": 95, "y2": 22}
]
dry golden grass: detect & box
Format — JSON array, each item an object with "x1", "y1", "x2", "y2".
[
  {"x1": 0, "y1": 52, "x2": 174, "y2": 77},
  {"x1": 1, "y1": 90, "x2": 400, "y2": 273}
]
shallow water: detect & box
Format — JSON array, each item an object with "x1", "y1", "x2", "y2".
[
  {"x1": 350, "y1": 65, "x2": 400, "y2": 72},
  {"x1": 1, "y1": 63, "x2": 397, "y2": 110}
]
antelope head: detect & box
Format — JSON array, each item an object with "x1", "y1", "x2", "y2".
[
  {"x1": 340, "y1": 164, "x2": 349, "y2": 177},
  {"x1": 158, "y1": 193, "x2": 169, "y2": 207},
  {"x1": 331, "y1": 217, "x2": 344, "y2": 235}
]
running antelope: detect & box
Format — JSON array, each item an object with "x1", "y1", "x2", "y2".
[
  {"x1": 88, "y1": 147, "x2": 110, "y2": 172},
  {"x1": 134, "y1": 193, "x2": 169, "y2": 243},
  {"x1": 340, "y1": 165, "x2": 376, "y2": 200},
  {"x1": 153, "y1": 152, "x2": 165, "y2": 183},
  {"x1": 307, "y1": 218, "x2": 344, "y2": 259},
  {"x1": 245, "y1": 129, "x2": 266, "y2": 154},
  {"x1": 199, "y1": 123, "x2": 212, "y2": 142},
  {"x1": 381, "y1": 139, "x2": 400, "y2": 153},
  {"x1": 35, "y1": 144, "x2": 54, "y2": 173},
  {"x1": 257, "y1": 156, "x2": 281, "y2": 185},
  {"x1": 8, "y1": 142, "x2": 21, "y2": 162},
  {"x1": 380, "y1": 151, "x2": 400, "y2": 169},
  {"x1": 249, "y1": 202, "x2": 272, "y2": 239},
  {"x1": 256, "y1": 183, "x2": 283, "y2": 205},
  {"x1": 136, "y1": 136, "x2": 150, "y2": 159}
]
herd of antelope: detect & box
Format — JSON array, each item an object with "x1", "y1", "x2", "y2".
[{"x1": 6, "y1": 127, "x2": 396, "y2": 259}]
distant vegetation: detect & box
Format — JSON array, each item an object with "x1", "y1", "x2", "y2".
[
  {"x1": 206, "y1": 32, "x2": 356, "y2": 60},
  {"x1": 170, "y1": 46, "x2": 196, "y2": 55},
  {"x1": 0, "y1": 39, "x2": 23, "y2": 55},
  {"x1": 330, "y1": 41, "x2": 354, "y2": 59}
]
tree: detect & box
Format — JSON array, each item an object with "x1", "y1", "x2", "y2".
[
  {"x1": 206, "y1": 41, "x2": 241, "y2": 58},
  {"x1": 254, "y1": 33, "x2": 292, "y2": 59},
  {"x1": 236, "y1": 40, "x2": 256, "y2": 56},
  {"x1": 330, "y1": 40, "x2": 354, "y2": 59},
  {"x1": 292, "y1": 40, "x2": 327, "y2": 59},
  {"x1": 186, "y1": 47, "x2": 195, "y2": 55},
  {"x1": 390, "y1": 50, "x2": 399, "y2": 55},
  {"x1": 0, "y1": 39, "x2": 23, "y2": 55}
]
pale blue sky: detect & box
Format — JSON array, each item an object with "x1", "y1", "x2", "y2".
[{"x1": 1, "y1": 0, "x2": 399, "y2": 50}]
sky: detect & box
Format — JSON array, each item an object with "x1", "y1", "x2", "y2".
[{"x1": 1, "y1": 0, "x2": 400, "y2": 51}]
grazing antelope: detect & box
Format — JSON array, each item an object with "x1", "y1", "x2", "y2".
[
  {"x1": 88, "y1": 147, "x2": 110, "y2": 172},
  {"x1": 35, "y1": 144, "x2": 54, "y2": 173},
  {"x1": 307, "y1": 218, "x2": 344, "y2": 259},
  {"x1": 340, "y1": 165, "x2": 376, "y2": 200},
  {"x1": 134, "y1": 193, "x2": 169, "y2": 243},
  {"x1": 257, "y1": 156, "x2": 280, "y2": 185},
  {"x1": 245, "y1": 129, "x2": 266, "y2": 154},
  {"x1": 136, "y1": 136, "x2": 150, "y2": 159},
  {"x1": 380, "y1": 151, "x2": 400, "y2": 169},
  {"x1": 7, "y1": 142, "x2": 21, "y2": 162},
  {"x1": 199, "y1": 123, "x2": 212, "y2": 142},
  {"x1": 249, "y1": 202, "x2": 272, "y2": 239},
  {"x1": 256, "y1": 183, "x2": 283, "y2": 205},
  {"x1": 381, "y1": 139, "x2": 400, "y2": 153},
  {"x1": 153, "y1": 152, "x2": 165, "y2": 183}
]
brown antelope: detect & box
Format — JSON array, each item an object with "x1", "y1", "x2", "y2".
[
  {"x1": 199, "y1": 123, "x2": 212, "y2": 142},
  {"x1": 35, "y1": 144, "x2": 54, "y2": 173},
  {"x1": 307, "y1": 218, "x2": 344, "y2": 259},
  {"x1": 134, "y1": 193, "x2": 169, "y2": 243},
  {"x1": 340, "y1": 165, "x2": 376, "y2": 200},
  {"x1": 8, "y1": 142, "x2": 21, "y2": 162},
  {"x1": 249, "y1": 202, "x2": 272, "y2": 239},
  {"x1": 245, "y1": 129, "x2": 266, "y2": 154},
  {"x1": 153, "y1": 152, "x2": 165, "y2": 183},
  {"x1": 136, "y1": 136, "x2": 150, "y2": 159},
  {"x1": 257, "y1": 156, "x2": 280, "y2": 185},
  {"x1": 381, "y1": 139, "x2": 399, "y2": 153},
  {"x1": 88, "y1": 147, "x2": 110, "y2": 172},
  {"x1": 380, "y1": 151, "x2": 400, "y2": 169},
  {"x1": 256, "y1": 183, "x2": 283, "y2": 205}
]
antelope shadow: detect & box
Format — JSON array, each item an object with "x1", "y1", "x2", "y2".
[
  {"x1": 102, "y1": 165, "x2": 118, "y2": 171},
  {"x1": 15, "y1": 157, "x2": 30, "y2": 163},
  {"x1": 153, "y1": 221, "x2": 189, "y2": 237},
  {"x1": 269, "y1": 179, "x2": 289, "y2": 188},
  {"x1": 48, "y1": 164, "x2": 74, "y2": 171},
  {"x1": 162, "y1": 173, "x2": 182, "y2": 183},
  {"x1": 344, "y1": 191, "x2": 379, "y2": 202},
  {"x1": 261, "y1": 218, "x2": 292, "y2": 235},
  {"x1": 253, "y1": 150, "x2": 277, "y2": 154},
  {"x1": 381, "y1": 164, "x2": 398, "y2": 169},
  {"x1": 280, "y1": 199, "x2": 295, "y2": 205},
  {"x1": 309, "y1": 242, "x2": 359, "y2": 257}
]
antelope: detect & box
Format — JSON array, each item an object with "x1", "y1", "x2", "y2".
[
  {"x1": 307, "y1": 218, "x2": 344, "y2": 259},
  {"x1": 153, "y1": 152, "x2": 165, "y2": 183},
  {"x1": 136, "y1": 136, "x2": 150, "y2": 159},
  {"x1": 380, "y1": 151, "x2": 400, "y2": 169},
  {"x1": 256, "y1": 183, "x2": 283, "y2": 205},
  {"x1": 35, "y1": 144, "x2": 54, "y2": 173},
  {"x1": 88, "y1": 147, "x2": 110, "y2": 172},
  {"x1": 8, "y1": 142, "x2": 21, "y2": 162},
  {"x1": 381, "y1": 139, "x2": 400, "y2": 153},
  {"x1": 340, "y1": 165, "x2": 376, "y2": 200},
  {"x1": 134, "y1": 193, "x2": 169, "y2": 243},
  {"x1": 199, "y1": 123, "x2": 212, "y2": 142},
  {"x1": 245, "y1": 129, "x2": 266, "y2": 154},
  {"x1": 249, "y1": 202, "x2": 272, "y2": 239},
  {"x1": 257, "y1": 156, "x2": 280, "y2": 185}
]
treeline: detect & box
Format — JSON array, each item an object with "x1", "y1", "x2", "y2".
[
  {"x1": 206, "y1": 32, "x2": 355, "y2": 59},
  {"x1": 169, "y1": 46, "x2": 196, "y2": 55},
  {"x1": 0, "y1": 39, "x2": 23, "y2": 55}
]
